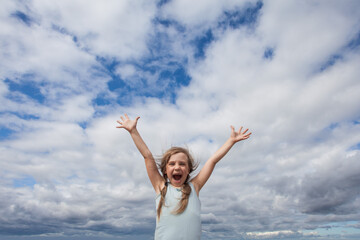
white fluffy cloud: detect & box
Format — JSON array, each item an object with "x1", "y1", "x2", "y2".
[{"x1": 31, "y1": 0, "x2": 156, "y2": 59}]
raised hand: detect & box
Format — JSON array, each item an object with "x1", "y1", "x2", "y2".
[
  {"x1": 230, "y1": 125, "x2": 251, "y2": 143},
  {"x1": 116, "y1": 114, "x2": 162, "y2": 192},
  {"x1": 116, "y1": 114, "x2": 140, "y2": 133}
]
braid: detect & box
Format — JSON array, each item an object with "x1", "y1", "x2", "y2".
[
  {"x1": 173, "y1": 182, "x2": 191, "y2": 215},
  {"x1": 157, "y1": 181, "x2": 168, "y2": 219}
]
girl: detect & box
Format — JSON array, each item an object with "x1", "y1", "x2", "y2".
[{"x1": 117, "y1": 114, "x2": 251, "y2": 240}]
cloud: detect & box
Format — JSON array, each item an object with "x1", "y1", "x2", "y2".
[
  {"x1": 160, "y1": 0, "x2": 258, "y2": 29},
  {"x1": 31, "y1": 0, "x2": 156, "y2": 60},
  {"x1": 1, "y1": 0, "x2": 360, "y2": 239},
  {"x1": 299, "y1": 151, "x2": 360, "y2": 215},
  {"x1": 245, "y1": 230, "x2": 319, "y2": 239}
]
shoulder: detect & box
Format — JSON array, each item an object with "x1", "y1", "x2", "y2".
[
  {"x1": 190, "y1": 181, "x2": 200, "y2": 197},
  {"x1": 155, "y1": 180, "x2": 166, "y2": 195}
]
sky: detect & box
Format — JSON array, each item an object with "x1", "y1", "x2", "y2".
[{"x1": 1, "y1": 0, "x2": 360, "y2": 239}]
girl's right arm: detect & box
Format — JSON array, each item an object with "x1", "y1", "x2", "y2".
[{"x1": 117, "y1": 114, "x2": 164, "y2": 194}]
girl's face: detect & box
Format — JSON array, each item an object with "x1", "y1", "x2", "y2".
[{"x1": 165, "y1": 152, "x2": 190, "y2": 188}]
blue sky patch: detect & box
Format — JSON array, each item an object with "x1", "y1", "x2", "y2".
[
  {"x1": 96, "y1": 56, "x2": 130, "y2": 99},
  {"x1": 318, "y1": 31, "x2": 360, "y2": 72},
  {"x1": 313, "y1": 122, "x2": 340, "y2": 143},
  {"x1": 349, "y1": 142, "x2": 360, "y2": 151},
  {"x1": 104, "y1": 62, "x2": 191, "y2": 106},
  {"x1": 220, "y1": 1, "x2": 263, "y2": 29},
  {"x1": 107, "y1": 77, "x2": 127, "y2": 92},
  {"x1": 96, "y1": 56, "x2": 119, "y2": 73},
  {"x1": 326, "y1": 122, "x2": 339, "y2": 130},
  {"x1": 193, "y1": 29, "x2": 214, "y2": 59},
  {"x1": 347, "y1": 31, "x2": 360, "y2": 50},
  {"x1": 157, "y1": 0, "x2": 171, "y2": 7},
  {"x1": 263, "y1": 47, "x2": 275, "y2": 60},
  {"x1": 0, "y1": 127, "x2": 15, "y2": 140},
  {"x1": 79, "y1": 122, "x2": 88, "y2": 129},
  {"x1": 0, "y1": 112, "x2": 39, "y2": 139},
  {"x1": 4, "y1": 111, "x2": 40, "y2": 121},
  {"x1": 173, "y1": 66, "x2": 191, "y2": 86},
  {"x1": 93, "y1": 93, "x2": 112, "y2": 106},
  {"x1": 51, "y1": 24, "x2": 69, "y2": 35},
  {"x1": 11, "y1": 11, "x2": 33, "y2": 26},
  {"x1": 153, "y1": 17, "x2": 186, "y2": 33},
  {"x1": 320, "y1": 54, "x2": 342, "y2": 72},
  {"x1": 5, "y1": 78, "x2": 45, "y2": 103},
  {"x1": 13, "y1": 175, "x2": 37, "y2": 188}
]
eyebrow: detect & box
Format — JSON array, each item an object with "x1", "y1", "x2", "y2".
[{"x1": 168, "y1": 160, "x2": 187, "y2": 164}]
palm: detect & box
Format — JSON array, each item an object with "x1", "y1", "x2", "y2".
[
  {"x1": 230, "y1": 126, "x2": 251, "y2": 142},
  {"x1": 117, "y1": 114, "x2": 139, "y2": 132}
]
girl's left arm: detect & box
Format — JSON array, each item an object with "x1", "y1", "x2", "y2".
[{"x1": 192, "y1": 126, "x2": 251, "y2": 195}]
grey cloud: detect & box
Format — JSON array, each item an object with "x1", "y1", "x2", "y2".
[
  {"x1": 0, "y1": 184, "x2": 156, "y2": 237},
  {"x1": 299, "y1": 154, "x2": 360, "y2": 215},
  {"x1": 201, "y1": 213, "x2": 222, "y2": 224}
]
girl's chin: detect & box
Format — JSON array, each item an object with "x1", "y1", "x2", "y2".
[{"x1": 170, "y1": 179, "x2": 184, "y2": 186}]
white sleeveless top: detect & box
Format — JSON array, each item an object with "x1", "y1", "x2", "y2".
[{"x1": 155, "y1": 182, "x2": 201, "y2": 240}]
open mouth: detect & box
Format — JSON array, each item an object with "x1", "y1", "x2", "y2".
[{"x1": 173, "y1": 174, "x2": 182, "y2": 181}]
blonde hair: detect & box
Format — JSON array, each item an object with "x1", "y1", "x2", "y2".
[{"x1": 157, "y1": 147, "x2": 198, "y2": 219}]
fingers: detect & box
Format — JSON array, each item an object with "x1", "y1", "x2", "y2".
[
  {"x1": 116, "y1": 114, "x2": 140, "y2": 128},
  {"x1": 232, "y1": 126, "x2": 247, "y2": 134},
  {"x1": 243, "y1": 132, "x2": 252, "y2": 139},
  {"x1": 119, "y1": 113, "x2": 131, "y2": 123},
  {"x1": 120, "y1": 114, "x2": 138, "y2": 121},
  {"x1": 244, "y1": 132, "x2": 252, "y2": 137},
  {"x1": 116, "y1": 120, "x2": 124, "y2": 128},
  {"x1": 236, "y1": 126, "x2": 249, "y2": 135},
  {"x1": 119, "y1": 113, "x2": 130, "y2": 122},
  {"x1": 231, "y1": 125, "x2": 252, "y2": 140}
]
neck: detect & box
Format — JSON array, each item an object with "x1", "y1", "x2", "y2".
[{"x1": 170, "y1": 183, "x2": 182, "y2": 188}]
